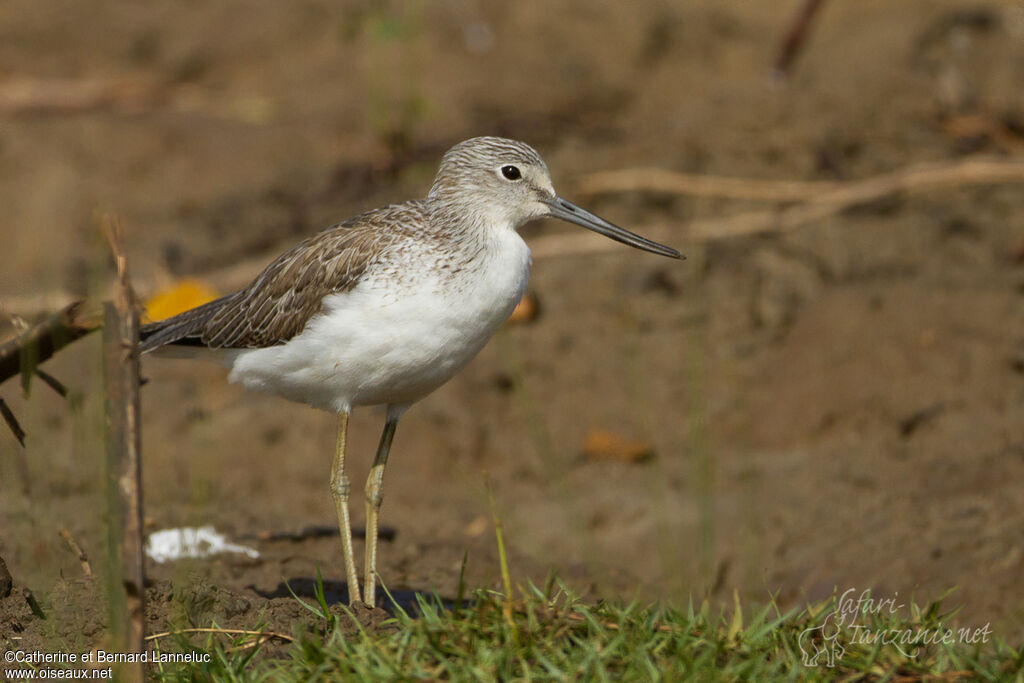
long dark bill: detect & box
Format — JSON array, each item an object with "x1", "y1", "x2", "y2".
[{"x1": 544, "y1": 197, "x2": 682, "y2": 259}]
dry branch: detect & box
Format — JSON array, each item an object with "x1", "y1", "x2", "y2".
[
  {"x1": 572, "y1": 156, "x2": 1024, "y2": 245},
  {"x1": 0, "y1": 291, "x2": 95, "y2": 450},
  {"x1": 4, "y1": 157, "x2": 1023, "y2": 321},
  {"x1": 576, "y1": 157, "x2": 1024, "y2": 202},
  {"x1": 0, "y1": 300, "x2": 98, "y2": 387},
  {"x1": 579, "y1": 168, "x2": 842, "y2": 201}
]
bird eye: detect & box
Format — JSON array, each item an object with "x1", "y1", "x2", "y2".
[{"x1": 501, "y1": 165, "x2": 521, "y2": 181}]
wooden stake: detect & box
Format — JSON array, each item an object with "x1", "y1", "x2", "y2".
[{"x1": 102, "y1": 218, "x2": 145, "y2": 683}]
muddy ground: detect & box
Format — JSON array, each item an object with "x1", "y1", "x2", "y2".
[{"x1": 1, "y1": 0, "x2": 1023, "y2": 657}]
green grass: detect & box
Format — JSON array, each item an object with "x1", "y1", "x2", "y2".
[
  {"x1": 147, "y1": 580, "x2": 1021, "y2": 682},
  {"x1": 144, "y1": 461, "x2": 1022, "y2": 681}
]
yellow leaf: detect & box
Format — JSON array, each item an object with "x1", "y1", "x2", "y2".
[
  {"x1": 505, "y1": 292, "x2": 540, "y2": 325},
  {"x1": 144, "y1": 278, "x2": 219, "y2": 322},
  {"x1": 581, "y1": 429, "x2": 654, "y2": 463}
]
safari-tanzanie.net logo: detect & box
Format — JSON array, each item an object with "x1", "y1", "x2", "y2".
[{"x1": 798, "y1": 589, "x2": 992, "y2": 669}]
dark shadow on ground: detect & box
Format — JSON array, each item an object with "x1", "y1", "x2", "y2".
[{"x1": 255, "y1": 577, "x2": 464, "y2": 615}]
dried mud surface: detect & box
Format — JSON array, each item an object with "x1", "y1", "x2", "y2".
[{"x1": 2, "y1": 0, "x2": 1023, "y2": 656}]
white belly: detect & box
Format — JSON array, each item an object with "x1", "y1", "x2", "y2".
[{"x1": 226, "y1": 233, "x2": 531, "y2": 413}]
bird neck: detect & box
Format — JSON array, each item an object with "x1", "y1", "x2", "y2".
[{"x1": 425, "y1": 194, "x2": 515, "y2": 245}]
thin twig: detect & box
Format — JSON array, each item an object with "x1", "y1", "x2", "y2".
[
  {"x1": 103, "y1": 217, "x2": 130, "y2": 284},
  {"x1": 0, "y1": 397, "x2": 26, "y2": 447},
  {"x1": 580, "y1": 167, "x2": 840, "y2": 201},
  {"x1": 34, "y1": 369, "x2": 69, "y2": 398},
  {"x1": 576, "y1": 157, "x2": 1024, "y2": 202},
  {"x1": 144, "y1": 627, "x2": 294, "y2": 643},
  {"x1": 223, "y1": 635, "x2": 280, "y2": 653},
  {"x1": 774, "y1": 0, "x2": 828, "y2": 75},
  {"x1": 0, "y1": 397, "x2": 30, "y2": 495},
  {"x1": 58, "y1": 528, "x2": 93, "y2": 578},
  {"x1": 568, "y1": 156, "x2": 1024, "y2": 247}
]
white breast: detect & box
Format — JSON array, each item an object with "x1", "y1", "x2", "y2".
[{"x1": 225, "y1": 230, "x2": 532, "y2": 413}]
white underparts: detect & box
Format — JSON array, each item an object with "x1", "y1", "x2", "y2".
[{"x1": 226, "y1": 229, "x2": 531, "y2": 413}]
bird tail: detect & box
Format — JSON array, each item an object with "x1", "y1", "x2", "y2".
[{"x1": 139, "y1": 294, "x2": 234, "y2": 352}]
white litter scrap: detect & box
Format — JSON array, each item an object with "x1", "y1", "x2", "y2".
[{"x1": 145, "y1": 526, "x2": 259, "y2": 563}]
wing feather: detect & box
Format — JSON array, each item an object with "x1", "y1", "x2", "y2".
[{"x1": 140, "y1": 201, "x2": 426, "y2": 351}]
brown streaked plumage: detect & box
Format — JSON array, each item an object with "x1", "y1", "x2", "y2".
[{"x1": 141, "y1": 202, "x2": 428, "y2": 350}]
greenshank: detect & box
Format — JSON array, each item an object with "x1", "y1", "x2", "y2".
[{"x1": 140, "y1": 136, "x2": 682, "y2": 606}]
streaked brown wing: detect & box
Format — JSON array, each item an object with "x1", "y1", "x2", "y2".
[
  {"x1": 140, "y1": 202, "x2": 426, "y2": 351},
  {"x1": 201, "y1": 206, "x2": 424, "y2": 348}
]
